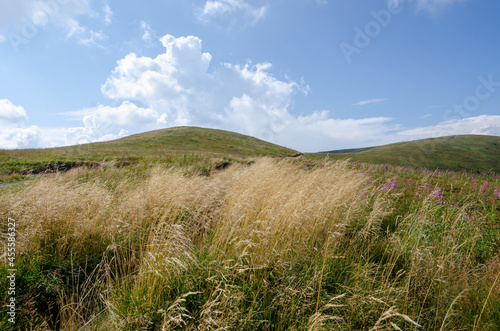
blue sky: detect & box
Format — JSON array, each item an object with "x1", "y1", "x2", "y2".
[{"x1": 1, "y1": 0, "x2": 499, "y2": 152}]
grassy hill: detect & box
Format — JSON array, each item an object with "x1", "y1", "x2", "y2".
[
  {"x1": 0, "y1": 126, "x2": 299, "y2": 182},
  {"x1": 2, "y1": 132, "x2": 500, "y2": 329},
  {"x1": 2, "y1": 129, "x2": 499, "y2": 182},
  {"x1": 316, "y1": 135, "x2": 500, "y2": 173},
  {"x1": 2, "y1": 153, "x2": 499, "y2": 329}
]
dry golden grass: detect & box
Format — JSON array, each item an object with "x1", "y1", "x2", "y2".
[{"x1": 1, "y1": 157, "x2": 499, "y2": 330}]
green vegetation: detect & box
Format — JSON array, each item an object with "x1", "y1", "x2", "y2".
[
  {"x1": 1, "y1": 156, "x2": 499, "y2": 330},
  {"x1": 317, "y1": 135, "x2": 500, "y2": 173},
  {"x1": 1, "y1": 128, "x2": 499, "y2": 329},
  {"x1": 0, "y1": 127, "x2": 299, "y2": 183}
]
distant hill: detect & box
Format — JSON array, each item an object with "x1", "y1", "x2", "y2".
[
  {"x1": 101, "y1": 126, "x2": 299, "y2": 157},
  {"x1": 318, "y1": 135, "x2": 500, "y2": 173},
  {"x1": 3, "y1": 129, "x2": 499, "y2": 181},
  {"x1": 0, "y1": 127, "x2": 299, "y2": 179}
]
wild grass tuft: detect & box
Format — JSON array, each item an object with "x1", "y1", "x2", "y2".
[{"x1": 0, "y1": 156, "x2": 499, "y2": 330}]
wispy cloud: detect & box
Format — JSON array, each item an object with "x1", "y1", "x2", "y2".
[
  {"x1": 140, "y1": 21, "x2": 154, "y2": 43},
  {"x1": 59, "y1": 108, "x2": 100, "y2": 121},
  {"x1": 0, "y1": 0, "x2": 91, "y2": 43},
  {"x1": 397, "y1": 115, "x2": 500, "y2": 139},
  {"x1": 78, "y1": 29, "x2": 106, "y2": 47},
  {"x1": 352, "y1": 98, "x2": 388, "y2": 106},
  {"x1": 103, "y1": 4, "x2": 113, "y2": 25},
  {"x1": 0, "y1": 0, "x2": 114, "y2": 51},
  {"x1": 197, "y1": 0, "x2": 268, "y2": 26},
  {"x1": 390, "y1": 0, "x2": 470, "y2": 13}
]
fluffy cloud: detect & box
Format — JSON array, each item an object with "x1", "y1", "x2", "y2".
[
  {"x1": 0, "y1": 99, "x2": 28, "y2": 126},
  {"x1": 102, "y1": 35, "x2": 213, "y2": 105},
  {"x1": 63, "y1": 34, "x2": 499, "y2": 152},
  {"x1": 101, "y1": 34, "x2": 300, "y2": 135},
  {"x1": 197, "y1": 0, "x2": 268, "y2": 26},
  {"x1": 0, "y1": 99, "x2": 42, "y2": 149},
  {"x1": 96, "y1": 34, "x2": 402, "y2": 151},
  {"x1": 100, "y1": 35, "x2": 300, "y2": 140},
  {"x1": 64, "y1": 102, "x2": 166, "y2": 145},
  {"x1": 0, "y1": 127, "x2": 42, "y2": 149}
]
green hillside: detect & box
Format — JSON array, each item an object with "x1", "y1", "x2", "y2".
[
  {"x1": 2, "y1": 129, "x2": 499, "y2": 183},
  {"x1": 317, "y1": 135, "x2": 500, "y2": 173},
  {"x1": 0, "y1": 126, "x2": 299, "y2": 182}
]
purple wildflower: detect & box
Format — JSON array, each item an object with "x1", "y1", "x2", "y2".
[{"x1": 430, "y1": 186, "x2": 443, "y2": 200}]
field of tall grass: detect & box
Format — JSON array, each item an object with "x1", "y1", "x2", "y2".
[{"x1": 1, "y1": 157, "x2": 499, "y2": 330}]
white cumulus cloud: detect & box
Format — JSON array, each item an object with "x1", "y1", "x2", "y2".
[
  {"x1": 54, "y1": 34, "x2": 499, "y2": 152},
  {"x1": 64, "y1": 101, "x2": 166, "y2": 145},
  {"x1": 0, "y1": 99, "x2": 42, "y2": 149},
  {"x1": 0, "y1": 126, "x2": 43, "y2": 149},
  {"x1": 96, "y1": 34, "x2": 402, "y2": 151},
  {"x1": 0, "y1": 99, "x2": 29, "y2": 126},
  {"x1": 100, "y1": 34, "x2": 303, "y2": 140}
]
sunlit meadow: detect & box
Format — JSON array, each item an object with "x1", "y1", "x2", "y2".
[{"x1": 1, "y1": 156, "x2": 499, "y2": 330}]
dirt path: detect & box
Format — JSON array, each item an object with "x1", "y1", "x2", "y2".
[
  {"x1": 0, "y1": 170, "x2": 76, "y2": 190},
  {"x1": 0, "y1": 174, "x2": 52, "y2": 189},
  {"x1": 0, "y1": 179, "x2": 35, "y2": 189}
]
